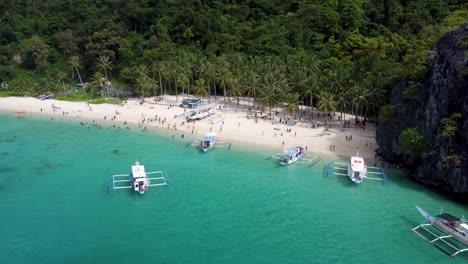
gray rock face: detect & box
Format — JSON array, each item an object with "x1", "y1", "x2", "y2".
[{"x1": 376, "y1": 24, "x2": 468, "y2": 201}]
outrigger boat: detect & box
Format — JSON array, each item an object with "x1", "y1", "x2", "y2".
[
  {"x1": 347, "y1": 151, "x2": 367, "y2": 183},
  {"x1": 412, "y1": 205, "x2": 468, "y2": 258},
  {"x1": 110, "y1": 161, "x2": 169, "y2": 194},
  {"x1": 325, "y1": 149, "x2": 388, "y2": 183},
  {"x1": 188, "y1": 132, "x2": 232, "y2": 152},
  {"x1": 202, "y1": 132, "x2": 217, "y2": 152},
  {"x1": 280, "y1": 146, "x2": 305, "y2": 165},
  {"x1": 186, "y1": 104, "x2": 216, "y2": 121},
  {"x1": 270, "y1": 146, "x2": 319, "y2": 166}
]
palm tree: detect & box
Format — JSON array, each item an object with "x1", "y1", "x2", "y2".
[
  {"x1": 335, "y1": 92, "x2": 350, "y2": 123},
  {"x1": 201, "y1": 61, "x2": 216, "y2": 102},
  {"x1": 365, "y1": 79, "x2": 387, "y2": 123},
  {"x1": 120, "y1": 67, "x2": 134, "y2": 83},
  {"x1": 218, "y1": 67, "x2": 232, "y2": 106},
  {"x1": 260, "y1": 82, "x2": 277, "y2": 118},
  {"x1": 177, "y1": 74, "x2": 190, "y2": 99},
  {"x1": 56, "y1": 71, "x2": 68, "y2": 95},
  {"x1": 147, "y1": 77, "x2": 158, "y2": 99},
  {"x1": 136, "y1": 65, "x2": 150, "y2": 78},
  {"x1": 97, "y1": 55, "x2": 112, "y2": 97},
  {"x1": 135, "y1": 76, "x2": 154, "y2": 97},
  {"x1": 317, "y1": 91, "x2": 336, "y2": 129},
  {"x1": 167, "y1": 62, "x2": 179, "y2": 102},
  {"x1": 285, "y1": 93, "x2": 300, "y2": 118},
  {"x1": 194, "y1": 79, "x2": 208, "y2": 99},
  {"x1": 328, "y1": 61, "x2": 349, "y2": 95},
  {"x1": 151, "y1": 62, "x2": 164, "y2": 98},
  {"x1": 301, "y1": 76, "x2": 317, "y2": 116},
  {"x1": 276, "y1": 79, "x2": 290, "y2": 116},
  {"x1": 227, "y1": 77, "x2": 244, "y2": 107},
  {"x1": 245, "y1": 72, "x2": 261, "y2": 108},
  {"x1": 91, "y1": 72, "x2": 105, "y2": 94},
  {"x1": 351, "y1": 84, "x2": 370, "y2": 122},
  {"x1": 68, "y1": 56, "x2": 86, "y2": 96}
]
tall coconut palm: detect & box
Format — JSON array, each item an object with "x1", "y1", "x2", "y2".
[
  {"x1": 91, "y1": 72, "x2": 105, "y2": 94},
  {"x1": 276, "y1": 79, "x2": 290, "y2": 115},
  {"x1": 201, "y1": 61, "x2": 216, "y2": 102},
  {"x1": 365, "y1": 79, "x2": 387, "y2": 123},
  {"x1": 120, "y1": 67, "x2": 134, "y2": 83},
  {"x1": 328, "y1": 61, "x2": 349, "y2": 95},
  {"x1": 335, "y1": 91, "x2": 350, "y2": 123},
  {"x1": 316, "y1": 91, "x2": 336, "y2": 129},
  {"x1": 167, "y1": 62, "x2": 180, "y2": 102},
  {"x1": 245, "y1": 72, "x2": 261, "y2": 108},
  {"x1": 68, "y1": 56, "x2": 86, "y2": 96},
  {"x1": 56, "y1": 71, "x2": 68, "y2": 95},
  {"x1": 217, "y1": 67, "x2": 232, "y2": 106},
  {"x1": 351, "y1": 84, "x2": 370, "y2": 122},
  {"x1": 161, "y1": 61, "x2": 171, "y2": 97},
  {"x1": 151, "y1": 62, "x2": 164, "y2": 98},
  {"x1": 194, "y1": 79, "x2": 208, "y2": 99},
  {"x1": 285, "y1": 93, "x2": 300, "y2": 118},
  {"x1": 135, "y1": 76, "x2": 155, "y2": 97},
  {"x1": 177, "y1": 74, "x2": 190, "y2": 99},
  {"x1": 97, "y1": 55, "x2": 112, "y2": 97},
  {"x1": 136, "y1": 65, "x2": 150, "y2": 78},
  {"x1": 260, "y1": 82, "x2": 277, "y2": 118},
  {"x1": 227, "y1": 77, "x2": 244, "y2": 107},
  {"x1": 147, "y1": 77, "x2": 158, "y2": 99}
]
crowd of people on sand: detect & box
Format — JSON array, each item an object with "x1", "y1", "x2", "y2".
[{"x1": 25, "y1": 97, "x2": 394, "y2": 169}]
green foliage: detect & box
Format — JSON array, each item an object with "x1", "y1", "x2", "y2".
[
  {"x1": 0, "y1": 0, "x2": 465, "y2": 109},
  {"x1": 442, "y1": 155, "x2": 462, "y2": 168},
  {"x1": 437, "y1": 113, "x2": 463, "y2": 143},
  {"x1": 378, "y1": 104, "x2": 393, "y2": 123},
  {"x1": 88, "y1": 98, "x2": 123, "y2": 105},
  {"x1": 456, "y1": 36, "x2": 468, "y2": 49},
  {"x1": 399, "y1": 128, "x2": 427, "y2": 154},
  {"x1": 402, "y1": 81, "x2": 420, "y2": 101},
  {"x1": 19, "y1": 35, "x2": 50, "y2": 73},
  {"x1": 0, "y1": 91, "x2": 20, "y2": 97}
]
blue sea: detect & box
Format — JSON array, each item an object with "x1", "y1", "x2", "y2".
[{"x1": 0, "y1": 113, "x2": 466, "y2": 263}]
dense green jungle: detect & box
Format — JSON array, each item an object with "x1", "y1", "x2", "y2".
[{"x1": 0, "y1": 0, "x2": 466, "y2": 106}]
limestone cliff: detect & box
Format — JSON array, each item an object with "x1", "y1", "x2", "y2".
[{"x1": 376, "y1": 24, "x2": 468, "y2": 201}]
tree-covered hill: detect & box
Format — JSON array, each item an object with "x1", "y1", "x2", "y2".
[{"x1": 0, "y1": 0, "x2": 466, "y2": 116}]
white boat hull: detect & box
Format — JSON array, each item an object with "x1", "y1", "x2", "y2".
[{"x1": 416, "y1": 206, "x2": 468, "y2": 246}]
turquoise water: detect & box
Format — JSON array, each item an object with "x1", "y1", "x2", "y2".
[{"x1": 0, "y1": 113, "x2": 467, "y2": 264}]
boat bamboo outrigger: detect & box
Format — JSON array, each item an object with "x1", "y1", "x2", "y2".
[
  {"x1": 412, "y1": 205, "x2": 468, "y2": 258},
  {"x1": 270, "y1": 146, "x2": 319, "y2": 166},
  {"x1": 189, "y1": 132, "x2": 232, "y2": 152},
  {"x1": 109, "y1": 161, "x2": 169, "y2": 194}
]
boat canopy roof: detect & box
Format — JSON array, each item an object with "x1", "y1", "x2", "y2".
[
  {"x1": 437, "y1": 213, "x2": 461, "y2": 222},
  {"x1": 190, "y1": 104, "x2": 216, "y2": 112},
  {"x1": 283, "y1": 146, "x2": 301, "y2": 157},
  {"x1": 203, "y1": 132, "x2": 217, "y2": 141},
  {"x1": 132, "y1": 165, "x2": 147, "y2": 178},
  {"x1": 350, "y1": 156, "x2": 365, "y2": 172}
]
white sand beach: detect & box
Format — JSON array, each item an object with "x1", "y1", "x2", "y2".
[{"x1": 0, "y1": 96, "x2": 380, "y2": 162}]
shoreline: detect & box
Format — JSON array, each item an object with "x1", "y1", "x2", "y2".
[{"x1": 0, "y1": 96, "x2": 381, "y2": 164}]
